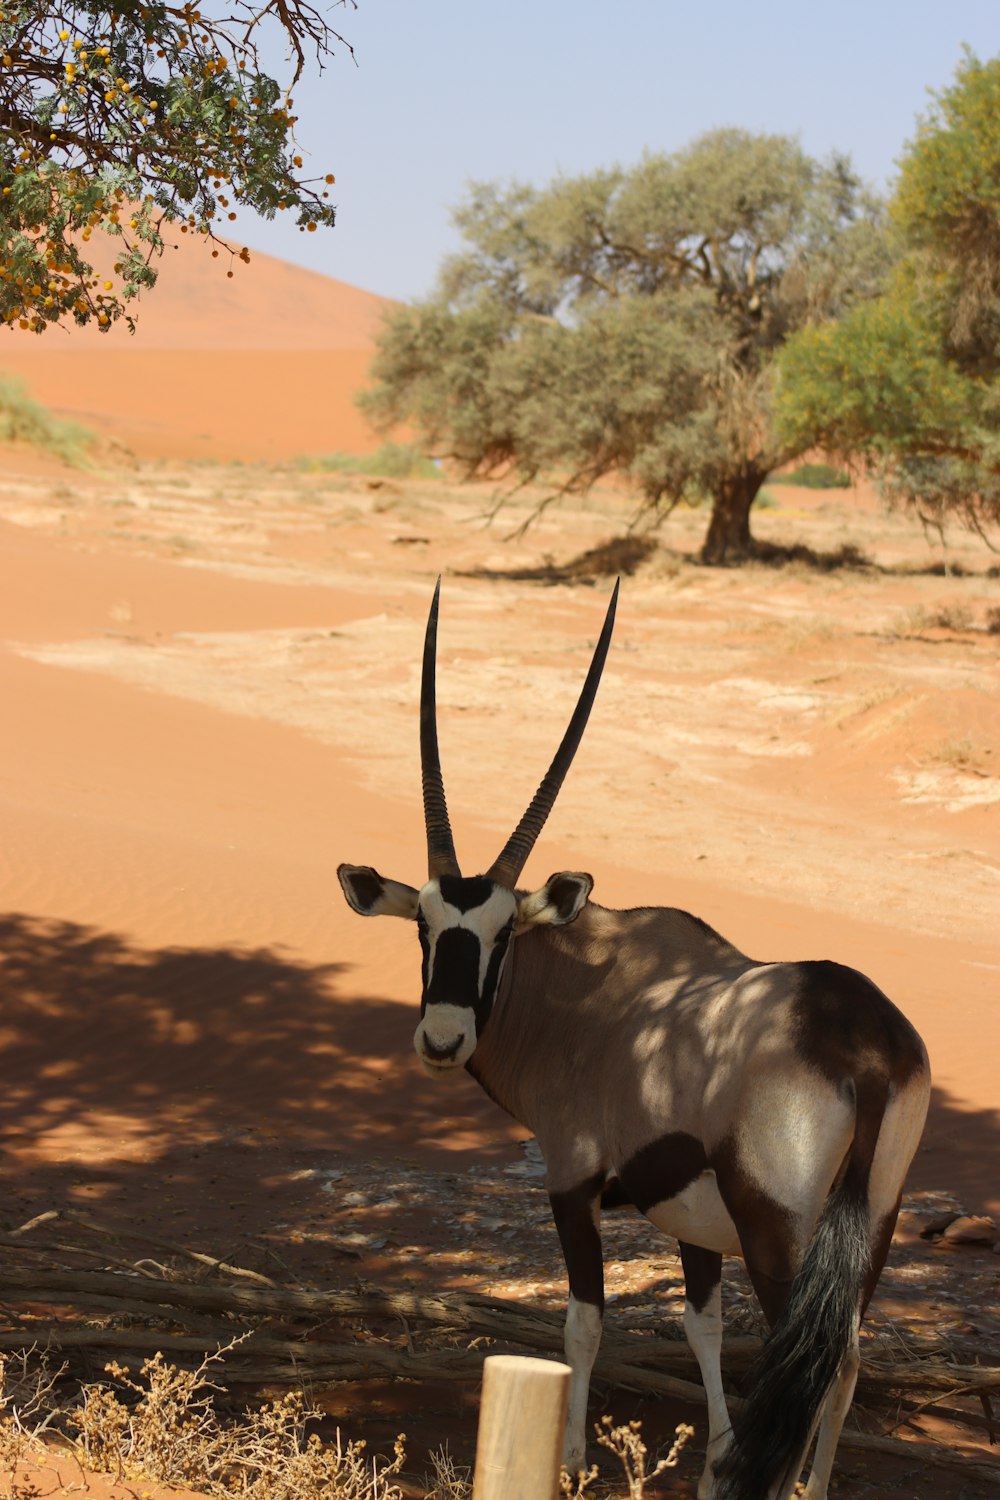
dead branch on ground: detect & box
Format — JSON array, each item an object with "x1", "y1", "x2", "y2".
[{"x1": 1, "y1": 1213, "x2": 997, "y2": 1486}]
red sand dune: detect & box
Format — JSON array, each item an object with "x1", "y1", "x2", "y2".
[{"x1": 0, "y1": 233, "x2": 394, "y2": 461}]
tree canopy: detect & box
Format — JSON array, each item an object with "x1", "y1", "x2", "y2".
[
  {"x1": 0, "y1": 1, "x2": 350, "y2": 333},
  {"x1": 776, "y1": 51, "x2": 1000, "y2": 547},
  {"x1": 361, "y1": 129, "x2": 889, "y2": 563}
]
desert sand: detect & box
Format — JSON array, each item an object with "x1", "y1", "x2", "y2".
[
  {"x1": 0, "y1": 243, "x2": 998, "y2": 1494},
  {"x1": 0, "y1": 435, "x2": 998, "y2": 1495}
]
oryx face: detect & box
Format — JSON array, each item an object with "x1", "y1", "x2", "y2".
[
  {"x1": 414, "y1": 875, "x2": 517, "y2": 1071},
  {"x1": 337, "y1": 861, "x2": 593, "y2": 1074},
  {"x1": 338, "y1": 578, "x2": 616, "y2": 1078}
]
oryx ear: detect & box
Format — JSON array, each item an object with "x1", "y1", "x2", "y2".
[
  {"x1": 338, "y1": 864, "x2": 420, "y2": 920},
  {"x1": 516, "y1": 871, "x2": 593, "y2": 930}
]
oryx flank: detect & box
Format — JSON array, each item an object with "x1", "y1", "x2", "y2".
[{"x1": 338, "y1": 582, "x2": 930, "y2": 1500}]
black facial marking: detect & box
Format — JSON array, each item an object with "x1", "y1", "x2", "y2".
[
  {"x1": 480, "y1": 917, "x2": 513, "y2": 1019},
  {"x1": 425, "y1": 927, "x2": 482, "y2": 1010},
  {"x1": 438, "y1": 874, "x2": 495, "y2": 913},
  {"x1": 416, "y1": 911, "x2": 430, "y2": 1006},
  {"x1": 617, "y1": 1130, "x2": 709, "y2": 1215}
]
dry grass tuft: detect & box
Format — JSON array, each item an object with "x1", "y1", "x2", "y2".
[
  {"x1": 425, "y1": 1443, "x2": 473, "y2": 1499},
  {"x1": 930, "y1": 736, "x2": 994, "y2": 774},
  {"x1": 4, "y1": 1343, "x2": 406, "y2": 1500}
]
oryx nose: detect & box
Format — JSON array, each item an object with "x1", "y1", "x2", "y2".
[{"x1": 423, "y1": 1033, "x2": 464, "y2": 1062}]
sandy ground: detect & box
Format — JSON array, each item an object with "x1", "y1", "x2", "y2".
[{"x1": 0, "y1": 447, "x2": 998, "y2": 1496}]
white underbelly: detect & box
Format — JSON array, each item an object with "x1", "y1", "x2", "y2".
[{"x1": 642, "y1": 1170, "x2": 742, "y2": 1256}]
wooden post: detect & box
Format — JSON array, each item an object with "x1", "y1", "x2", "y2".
[{"x1": 472, "y1": 1353, "x2": 572, "y2": 1500}]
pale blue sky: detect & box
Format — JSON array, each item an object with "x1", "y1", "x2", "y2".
[{"x1": 238, "y1": 1, "x2": 1000, "y2": 301}]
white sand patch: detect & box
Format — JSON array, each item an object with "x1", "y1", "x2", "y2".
[{"x1": 892, "y1": 767, "x2": 1000, "y2": 813}]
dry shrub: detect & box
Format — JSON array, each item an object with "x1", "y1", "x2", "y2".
[
  {"x1": 4, "y1": 1342, "x2": 692, "y2": 1500},
  {"x1": 561, "y1": 1417, "x2": 694, "y2": 1500},
  {"x1": 596, "y1": 1416, "x2": 693, "y2": 1499},
  {"x1": 68, "y1": 1346, "x2": 405, "y2": 1500},
  {"x1": 0, "y1": 1349, "x2": 68, "y2": 1476},
  {"x1": 423, "y1": 1416, "x2": 692, "y2": 1500}
]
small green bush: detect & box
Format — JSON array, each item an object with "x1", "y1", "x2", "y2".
[
  {"x1": 0, "y1": 374, "x2": 94, "y2": 465},
  {"x1": 298, "y1": 442, "x2": 440, "y2": 480},
  {"x1": 770, "y1": 462, "x2": 852, "y2": 489}
]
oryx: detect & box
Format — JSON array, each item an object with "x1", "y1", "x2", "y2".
[{"x1": 338, "y1": 581, "x2": 930, "y2": 1500}]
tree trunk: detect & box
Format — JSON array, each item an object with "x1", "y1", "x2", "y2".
[{"x1": 701, "y1": 468, "x2": 767, "y2": 564}]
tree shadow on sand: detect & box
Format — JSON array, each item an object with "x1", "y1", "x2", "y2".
[
  {"x1": 0, "y1": 911, "x2": 517, "y2": 1270},
  {"x1": 1, "y1": 908, "x2": 995, "y2": 1274},
  {"x1": 458, "y1": 533, "x2": 998, "y2": 583},
  {"x1": 1, "y1": 913, "x2": 997, "y2": 1497}
]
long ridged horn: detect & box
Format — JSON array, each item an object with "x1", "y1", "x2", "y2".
[
  {"x1": 486, "y1": 580, "x2": 619, "y2": 889},
  {"x1": 421, "y1": 579, "x2": 461, "y2": 879}
]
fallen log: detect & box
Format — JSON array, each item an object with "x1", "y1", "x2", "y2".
[
  {"x1": 3, "y1": 1268, "x2": 998, "y2": 1396},
  {"x1": 2, "y1": 1264, "x2": 998, "y2": 1481}
]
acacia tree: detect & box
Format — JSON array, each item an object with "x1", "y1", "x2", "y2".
[
  {"x1": 0, "y1": 0, "x2": 351, "y2": 333},
  {"x1": 776, "y1": 51, "x2": 1000, "y2": 546},
  {"x1": 361, "y1": 129, "x2": 889, "y2": 563}
]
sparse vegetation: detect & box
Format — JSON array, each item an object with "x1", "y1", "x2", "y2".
[
  {"x1": 0, "y1": 1350, "x2": 65, "y2": 1474},
  {"x1": 0, "y1": 372, "x2": 93, "y2": 462},
  {"x1": 904, "y1": 603, "x2": 976, "y2": 633},
  {"x1": 425, "y1": 1444, "x2": 473, "y2": 1500},
  {"x1": 361, "y1": 130, "x2": 889, "y2": 564},
  {"x1": 298, "y1": 442, "x2": 440, "y2": 481},
  {"x1": 0, "y1": 1340, "x2": 693, "y2": 1500},
  {"x1": 423, "y1": 1418, "x2": 693, "y2": 1500},
  {"x1": 576, "y1": 1416, "x2": 694, "y2": 1500},
  {"x1": 776, "y1": 51, "x2": 1000, "y2": 550},
  {"x1": 931, "y1": 735, "x2": 993, "y2": 773},
  {"x1": 4, "y1": 1346, "x2": 408, "y2": 1500}
]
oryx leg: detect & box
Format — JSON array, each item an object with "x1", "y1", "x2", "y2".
[
  {"x1": 679, "y1": 1242, "x2": 730, "y2": 1500},
  {"x1": 800, "y1": 1326, "x2": 860, "y2": 1499},
  {"x1": 727, "y1": 1205, "x2": 806, "y2": 1500},
  {"x1": 549, "y1": 1175, "x2": 605, "y2": 1475}
]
